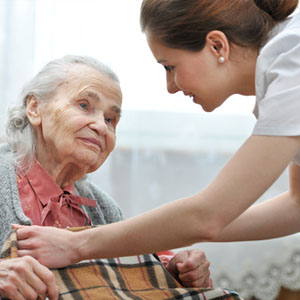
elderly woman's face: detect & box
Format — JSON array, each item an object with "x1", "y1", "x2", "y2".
[{"x1": 29, "y1": 65, "x2": 122, "y2": 175}]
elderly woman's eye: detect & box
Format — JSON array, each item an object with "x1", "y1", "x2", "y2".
[
  {"x1": 79, "y1": 102, "x2": 88, "y2": 110},
  {"x1": 105, "y1": 117, "x2": 114, "y2": 124}
]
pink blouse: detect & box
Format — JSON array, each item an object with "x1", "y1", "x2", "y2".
[{"x1": 17, "y1": 159, "x2": 96, "y2": 228}]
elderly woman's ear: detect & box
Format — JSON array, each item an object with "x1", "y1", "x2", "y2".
[{"x1": 26, "y1": 95, "x2": 42, "y2": 127}]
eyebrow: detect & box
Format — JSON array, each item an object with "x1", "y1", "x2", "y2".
[
  {"x1": 80, "y1": 91, "x2": 100, "y2": 102},
  {"x1": 79, "y1": 90, "x2": 122, "y2": 116},
  {"x1": 111, "y1": 105, "x2": 122, "y2": 116},
  {"x1": 157, "y1": 59, "x2": 167, "y2": 64}
]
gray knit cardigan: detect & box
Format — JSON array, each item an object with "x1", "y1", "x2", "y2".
[{"x1": 0, "y1": 144, "x2": 122, "y2": 249}]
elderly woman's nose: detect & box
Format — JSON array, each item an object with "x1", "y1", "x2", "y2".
[{"x1": 89, "y1": 113, "x2": 108, "y2": 135}]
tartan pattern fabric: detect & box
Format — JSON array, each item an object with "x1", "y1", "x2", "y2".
[{"x1": 1, "y1": 228, "x2": 244, "y2": 300}]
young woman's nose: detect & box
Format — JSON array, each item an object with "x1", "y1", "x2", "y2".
[{"x1": 166, "y1": 73, "x2": 180, "y2": 94}]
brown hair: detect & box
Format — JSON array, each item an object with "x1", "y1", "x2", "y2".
[{"x1": 140, "y1": 0, "x2": 299, "y2": 51}]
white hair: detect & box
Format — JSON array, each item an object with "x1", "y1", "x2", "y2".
[{"x1": 5, "y1": 55, "x2": 120, "y2": 173}]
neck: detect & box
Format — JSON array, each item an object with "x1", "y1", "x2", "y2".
[
  {"x1": 231, "y1": 46, "x2": 258, "y2": 96},
  {"x1": 35, "y1": 150, "x2": 86, "y2": 189},
  {"x1": 40, "y1": 159, "x2": 84, "y2": 188}
]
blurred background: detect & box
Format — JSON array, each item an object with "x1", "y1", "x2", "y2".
[{"x1": 1, "y1": 1, "x2": 299, "y2": 299}]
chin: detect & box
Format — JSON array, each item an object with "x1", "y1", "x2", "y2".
[
  {"x1": 202, "y1": 106, "x2": 215, "y2": 112},
  {"x1": 86, "y1": 164, "x2": 102, "y2": 174},
  {"x1": 86, "y1": 158, "x2": 106, "y2": 173},
  {"x1": 195, "y1": 94, "x2": 226, "y2": 112},
  {"x1": 193, "y1": 98, "x2": 215, "y2": 112},
  {"x1": 200, "y1": 104, "x2": 217, "y2": 112},
  {"x1": 202, "y1": 99, "x2": 226, "y2": 112}
]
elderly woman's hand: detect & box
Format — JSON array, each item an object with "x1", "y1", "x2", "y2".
[
  {"x1": 16, "y1": 225, "x2": 78, "y2": 269},
  {"x1": 0, "y1": 256, "x2": 58, "y2": 300},
  {"x1": 161, "y1": 249, "x2": 213, "y2": 288}
]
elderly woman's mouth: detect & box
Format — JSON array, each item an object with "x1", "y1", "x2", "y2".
[{"x1": 78, "y1": 137, "x2": 104, "y2": 151}]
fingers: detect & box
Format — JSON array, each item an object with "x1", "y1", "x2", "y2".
[
  {"x1": 16, "y1": 225, "x2": 75, "y2": 269},
  {"x1": 158, "y1": 254, "x2": 172, "y2": 268},
  {"x1": 30, "y1": 257, "x2": 59, "y2": 300},
  {"x1": 16, "y1": 226, "x2": 35, "y2": 241},
  {"x1": 176, "y1": 250, "x2": 209, "y2": 273},
  {"x1": 174, "y1": 249, "x2": 212, "y2": 288},
  {"x1": 17, "y1": 227, "x2": 41, "y2": 259},
  {"x1": 165, "y1": 251, "x2": 188, "y2": 277},
  {"x1": 0, "y1": 268, "x2": 28, "y2": 300},
  {"x1": 170, "y1": 251, "x2": 188, "y2": 265},
  {"x1": 0, "y1": 257, "x2": 59, "y2": 300},
  {"x1": 187, "y1": 276, "x2": 213, "y2": 288},
  {"x1": 178, "y1": 265, "x2": 211, "y2": 287},
  {"x1": 11, "y1": 224, "x2": 27, "y2": 230},
  {"x1": 19, "y1": 256, "x2": 59, "y2": 300}
]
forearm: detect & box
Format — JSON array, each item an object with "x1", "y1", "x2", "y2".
[
  {"x1": 213, "y1": 191, "x2": 300, "y2": 242},
  {"x1": 74, "y1": 136, "x2": 300, "y2": 260},
  {"x1": 75, "y1": 195, "x2": 219, "y2": 260}
]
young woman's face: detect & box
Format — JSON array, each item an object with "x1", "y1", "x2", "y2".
[{"x1": 146, "y1": 32, "x2": 232, "y2": 112}]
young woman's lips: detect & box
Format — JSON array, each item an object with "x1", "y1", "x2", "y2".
[
  {"x1": 79, "y1": 137, "x2": 103, "y2": 151},
  {"x1": 183, "y1": 92, "x2": 195, "y2": 100}
]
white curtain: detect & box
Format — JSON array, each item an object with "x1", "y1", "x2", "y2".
[{"x1": 0, "y1": 0, "x2": 36, "y2": 129}]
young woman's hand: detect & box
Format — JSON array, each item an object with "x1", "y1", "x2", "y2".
[{"x1": 16, "y1": 225, "x2": 78, "y2": 269}]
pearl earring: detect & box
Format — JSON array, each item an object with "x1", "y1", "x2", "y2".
[{"x1": 218, "y1": 56, "x2": 225, "y2": 63}]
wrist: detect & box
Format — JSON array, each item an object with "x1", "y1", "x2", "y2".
[
  {"x1": 73, "y1": 228, "x2": 98, "y2": 262},
  {"x1": 70, "y1": 230, "x2": 87, "y2": 263}
]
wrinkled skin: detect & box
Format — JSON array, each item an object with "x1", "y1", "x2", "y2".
[
  {"x1": 0, "y1": 256, "x2": 58, "y2": 300},
  {"x1": 160, "y1": 249, "x2": 213, "y2": 288}
]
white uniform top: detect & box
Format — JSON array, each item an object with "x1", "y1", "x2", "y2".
[{"x1": 253, "y1": 12, "x2": 300, "y2": 164}]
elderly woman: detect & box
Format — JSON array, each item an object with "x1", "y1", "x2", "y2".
[
  {"x1": 0, "y1": 55, "x2": 211, "y2": 300},
  {"x1": 0, "y1": 55, "x2": 123, "y2": 300}
]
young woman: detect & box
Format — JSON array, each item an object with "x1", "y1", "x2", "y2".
[{"x1": 16, "y1": 0, "x2": 300, "y2": 268}]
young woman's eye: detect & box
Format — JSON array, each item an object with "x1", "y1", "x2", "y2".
[{"x1": 164, "y1": 65, "x2": 174, "y2": 73}]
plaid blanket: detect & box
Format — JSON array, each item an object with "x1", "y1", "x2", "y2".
[{"x1": 1, "y1": 228, "x2": 243, "y2": 300}]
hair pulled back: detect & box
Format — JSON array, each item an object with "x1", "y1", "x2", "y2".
[{"x1": 140, "y1": 0, "x2": 299, "y2": 51}]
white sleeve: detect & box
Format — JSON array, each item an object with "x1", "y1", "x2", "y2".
[{"x1": 253, "y1": 27, "x2": 300, "y2": 136}]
